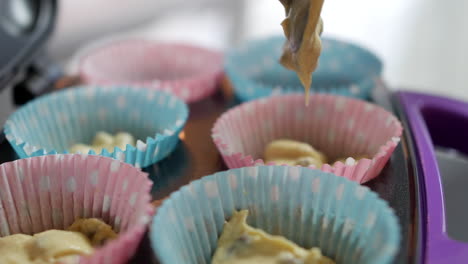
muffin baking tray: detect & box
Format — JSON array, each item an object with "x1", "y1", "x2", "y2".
[
  {"x1": 0, "y1": 80, "x2": 417, "y2": 263},
  {"x1": 397, "y1": 91, "x2": 468, "y2": 264},
  {"x1": 3, "y1": 79, "x2": 468, "y2": 263}
]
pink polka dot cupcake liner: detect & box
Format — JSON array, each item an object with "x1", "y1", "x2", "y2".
[
  {"x1": 79, "y1": 39, "x2": 224, "y2": 103},
  {"x1": 0, "y1": 154, "x2": 154, "y2": 264},
  {"x1": 212, "y1": 94, "x2": 403, "y2": 183}
]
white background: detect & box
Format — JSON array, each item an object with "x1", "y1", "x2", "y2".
[{"x1": 48, "y1": 0, "x2": 468, "y2": 101}]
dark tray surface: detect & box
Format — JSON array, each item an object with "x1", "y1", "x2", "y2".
[{"x1": 0, "y1": 81, "x2": 417, "y2": 264}]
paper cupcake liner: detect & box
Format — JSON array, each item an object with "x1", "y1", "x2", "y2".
[
  {"x1": 212, "y1": 94, "x2": 402, "y2": 183},
  {"x1": 225, "y1": 36, "x2": 382, "y2": 102},
  {"x1": 4, "y1": 85, "x2": 188, "y2": 168},
  {"x1": 79, "y1": 39, "x2": 224, "y2": 103},
  {"x1": 0, "y1": 154, "x2": 154, "y2": 264},
  {"x1": 151, "y1": 166, "x2": 400, "y2": 264}
]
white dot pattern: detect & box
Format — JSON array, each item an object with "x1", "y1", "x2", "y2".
[
  {"x1": 79, "y1": 114, "x2": 88, "y2": 124},
  {"x1": 246, "y1": 86, "x2": 254, "y2": 95},
  {"x1": 21, "y1": 203, "x2": 29, "y2": 215},
  {"x1": 343, "y1": 218, "x2": 355, "y2": 235},
  {"x1": 366, "y1": 212, "x2": 377, "y2": 228},
  {"x1": 271, "y1": 86, "x2": 282, "y2": 96},
  {"x1": 116, "y1": 96, "x2": 126, "y2": 108},
  {"x1": 23, "y1": 144, "x2": 36, "y2": 156},
  {"x1": 66, "y1": 92, "x2": 75, "y2": 103},
  {"x1": 345, "y1": 157, "x2": 356, "y2": 166},
  {"x1": 350, "y1": 84, "x2": 360, "y2": 95},
  {"x1": 168, "y1": 209, "x2": 177, "y2": 223},
  {"x1": 185, "y1": 184, "x2": 197, "y2": 197},
  {"x1": 329, "y1": 59, "x2": 340, "y2": 72},
  {"x1": 153, "y1": 146, "x2": 160, "y2": 158},
  {"x1": 130, "y1": 111, "x2": 140, "y2": 121},
  {"x1": 335, "y1": 99, "x2": 346, "y2": 111},
  {"x1": 110, "y1": 160, "x2": 120, "y2": 172},
  {"x1": 315, "y1": 106, "x2": 326, "y2": 118},
  {"x1": 114, "y1": 216, "x2": 121, "y2": 228},
  {"x1": 136, "y1": 140, "x2": 147, "y2": 152},
  {"x1": 85, "y1": 89, "x2": 95, "y2": 99},
  {"x1": 184, "y1": 217, "x2": 195, "y2": 232},
  {"x1": 357, "y1": 133, "x2": 365, "y2": 143},
  {"x1": 58, "y1": 113, "x2": 69, "y2": 124},
  {"x1": 295, "y1": 110, "x2": 305, "y2": 121},
  {"x1": 312, "y1": 178, "x2": 321, "y2": 193},
  {"x1": 247, "y1": 166, "x2": 258, "y2": 178},
  {"x1": 204, "y1": 181, "x2": 219, "y2": 198},
  {"x1": 5, "y1": 134, "x2": 13, "y2": 142},
  {"x1": 289, "y1": 167, "x2": 301, "y2": 181},
  {"x1": 38, "y1": 106, "x2": 50, "y2": 116},
  {"x1": 103, "y1": 195, "x2": 111, "y2": 212},
  {"x1": 336, "y1": 184, "x2": 345, "y2": 200},
  {"x1": 52, "y1": 209, "x2": 63, "y2": 225},
  {"x1": 328, "y1": 131, "x2": 336, "y2": 143},
  {"x1": 67, "y1": 177, "x2": 76, "y2": 192},
  {"x1": 355, "y1": 186, "x2": 367, "y2": 200},
  {"x1": 243, "y1": 103, "x2": 254, "y2": 114},
  {"x1": 90, "y1": 171, "x2": 99, "y2": 186},
  {"x1": 39, "y1": 176, "x2": 50, "y2": 191},
  {"x1": 322, "y1": 217, "x2": 329, "y2": 230},
  {"x1": 168, "y1": 97, "x2": 177, "y2": 109},
  {"x1": 386, "y1": 116, "x2": 394, "y2": 127},
  {"x1": 373, "y1": 232, "x2": 383, "y2": 249},
  {"x1": 364, "y1": 104, "x2": 374, "y2": 112},
  {"x1": 116, "y1": 152, "x2": 125, "y2": 162},
  {"x1": 164, "y1": 129, "x2": 174, "y2": 136},
  {"x1": 175, "y1": 119, "x2": 184, "y2": 127},
  {"x1": 382, "y1": 244, "x2": 397, "y2": 255},
  {"x1": 263, "y1": 57, "x2": 274, "y2": 67},
  {"x1": 346, "y1": 53, "x2": 356, "y2": 61},
  {"x1": 30, "y1": 118, "x2": 39, "y2": 128},
  {"x1": 262, "y1": 121, "x2": 273, "y2": 132},
  {"x1": 16, "y1": 167, "x2": 24, "y2": 181},
  {"x1": 98, "y1": 109, "x2": 107, "y2": 121},
  {"x1": 180, "y1": 88, "x2": 190, "y2": 99},
  {"x1": 122, "y1": 180, "x2": 129, "y2": 191},
  {"x1": 0, "y1": 218, "x2": 9, "y2": 236},
  {"x1": 270, "y1": 186, "x2": 280, "y2": 202},
  {"x1": 139, "y1": 215, "x2": 150, "y2": 225},
  {"x1": 129, "y1": 192, "x2": 138, "y2": 206},
  {"x1": 229, "y1": 174, "x2": 238, "y2": 189},
  {"x1": 147, "y1": 91, "x2": 156, "y2": 100},
  {"x1": 276, "y1": 104, "x2": 285, "y2": 116},
  {"x1": 157, "y1": 96, "x2": 165, "y2": 106}
]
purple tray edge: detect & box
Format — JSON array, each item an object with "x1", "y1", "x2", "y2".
[{"x1": 397, "y1": 91, "x2": 468, "y2": 263}]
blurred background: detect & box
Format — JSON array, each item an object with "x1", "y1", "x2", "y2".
[
  {"x1": 1, "y1": 0, "x2": 467, "y2": 125},
  {"x1": 48, "y1": 0, "x2": 468, "y2": 101}
]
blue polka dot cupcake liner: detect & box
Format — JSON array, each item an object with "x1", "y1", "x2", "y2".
[
  {"x1": 151, "y1": 166, "x2": 400, "y2": 264},
  {"x1": 3, "y1": 86, "x2": 189, "y2": 168},
  {"x1": 225, "y1": 36, "x2": 382, "y2": 102}
]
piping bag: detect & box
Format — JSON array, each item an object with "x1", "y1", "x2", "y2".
[{"x1": 279, "y1": 0, "x2": 325, "y2": 105}]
